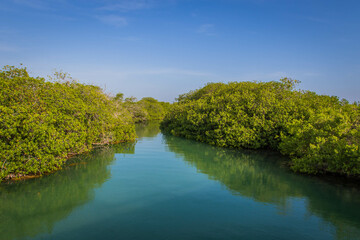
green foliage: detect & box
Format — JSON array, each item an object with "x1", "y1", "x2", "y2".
[
  {"x1": 121, "y1": 96, "x2": 170, "y2": 123},
  {"x1": 114, "y1": 92, "x2": 124, "y2": 102},
  {"x1": 161, "y1": 79, "x2": 360, "y2": 176},
  {"x1": 138, "y1": 97, "x2": 170, "y2": 121},
  {"x1": 0, "y1": 65, "x2": 136, "y2": 181}
]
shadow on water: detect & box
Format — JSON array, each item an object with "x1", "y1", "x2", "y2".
[
  {"x1": 0, "y1": 143, "x2": 135, "y2": 240},
  {"x1": 163, "y1": 134, "x2": 360, "y2": 240}
]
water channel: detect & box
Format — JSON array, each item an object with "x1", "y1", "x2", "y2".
[{"x1": 1, "y1": 122, "x2": 360, "y2": 240}]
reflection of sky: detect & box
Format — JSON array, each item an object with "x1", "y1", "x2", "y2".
[{"x1": 1, "y1": 0, "x2": 360, "y2": 102}]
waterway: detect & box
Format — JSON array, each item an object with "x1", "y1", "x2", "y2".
[{"x1": 1, "y1": 122, "x2": 360, "y2": 240}]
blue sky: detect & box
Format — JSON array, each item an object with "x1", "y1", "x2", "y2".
[{"x1": 1, "y1": 0, "x2": 359, "y2": 102}]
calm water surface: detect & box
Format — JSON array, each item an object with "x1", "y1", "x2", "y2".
[{"x1": 1, "y1": 122, "x2": 360, "y2": 240}]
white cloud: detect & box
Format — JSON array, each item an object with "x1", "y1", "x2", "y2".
[
  {"x1": 99, "y1": 0, "x2": 178, "y2": 12},
  {"x1": 139, "y1": 68, "x2": 214, "y2": 77},
  {"x1": 84, "y1": 68, "x2": 215, "y2": 79},
  {"x1": 0, "y1": 43, "x2": 18, "y2": 52},
  {"x1": 222, "y1": 71, "x2": 293, "y2": 83},
  {"x1": 197, "y1": 24, "x2": 215, "y2": 36},
  {"x1": 118, "y1": 36, "x2": 141, "y2": 42},
  {"x1": 118, "y1": 68, "x2": 215, "y2": 78},
  {"x1": 10, "y1": 0, "x2": 52, "y2": 10},
  {"x1": 302, "y1": 16, "x2": 328, "y2": 24},
  {"x1": 100, "y1": 0, "x2": 153, "y2": 11},
  {"x1": 96, "y1": 15, "x2": 128, "y2": 27}
]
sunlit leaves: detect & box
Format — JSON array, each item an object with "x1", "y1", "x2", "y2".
[
  {"x1": 161, "y1": 79, "x2": 360, "y2": 176},
  {"x1": 0, "y1": 66, "x2": 136, "y2": 181}
]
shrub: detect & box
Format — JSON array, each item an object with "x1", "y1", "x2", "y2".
[
  {"x1": 0, "y1": 66, "x2": 136, "y2": 181},
  {"x1": 161, "y1": 79, "x2": 360, "y2": 176}
]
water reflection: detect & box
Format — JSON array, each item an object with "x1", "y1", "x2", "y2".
[
  {"x1": 163, "y1": 134, "x2": 360, "y2": 240},
  {"x1": 135, "y1": 121, "x2": 161, "y2": 139},
  {"x1": 1, "y1": 123, "x2": 360, "y2": 240},
  {"x1": 0, "y1": 143, "x2": 135, "y2": 240}
]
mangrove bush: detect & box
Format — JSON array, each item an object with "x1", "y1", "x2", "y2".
[
  {"x1": 161, "y1": 79, "x2": 360, "y2": 176},
  {"x1": 120, "y1": 96, "x2": 170, "y2": 123},
  {"x1": 0, "y1": 66, "x2": 136, "y2": 181}
]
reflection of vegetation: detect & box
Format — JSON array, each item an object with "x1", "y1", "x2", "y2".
[
  {"x1": 164, "y1": 134, "x2": 360, "y2": 240},
  {"x1": 164, "y1": 134, "x2": 303, "y2": 205},
  {"x1": 135, "y1": 121, "x2": 161, "y2": 138},
  {"x1": 0, "y1": 142, "x2": 134, "y2": 240}
]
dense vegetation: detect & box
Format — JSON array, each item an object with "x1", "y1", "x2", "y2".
[
  {"x1": 0, "y1": 66, "x2": 136, "y2": 181},
  {"x1": 161, "y1": 79, "x2": 360, "y2": 176},
  {"x1": 117, "y1": 95, "x2": 170, "y2": 123}
]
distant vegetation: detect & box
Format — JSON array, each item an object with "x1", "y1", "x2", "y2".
[
  {"x1": 117, "y1": 95, "x2": 170, "y2": 123},
  {"x1": 0, "y1": 66, "x2": 140, "y2": 181},
  {"x1": 161, "y1": 79, "x2": 360, "y2": 176}
]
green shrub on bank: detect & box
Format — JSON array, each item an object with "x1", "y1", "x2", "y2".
[
  {"x1": 0, "y1": 66, "x2": 136, "y2": 181},
  {"x1": 161, "y1": 79, "x2": 360, "y2": 176}
]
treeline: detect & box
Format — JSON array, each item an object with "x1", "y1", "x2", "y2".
[
  {"x1": 161, "y1": 78, "x2": 360, "y2": 176},
  {"x1": 0, "y1": 66, "x2": 167, "y2": 181},
  {"x1": 114, "y1": 93, "x2": 170, "y2": 123}
]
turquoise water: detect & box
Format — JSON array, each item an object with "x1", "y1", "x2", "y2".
[{"x1": 1, "y1": 122, "x2": 360, "y2": 240}]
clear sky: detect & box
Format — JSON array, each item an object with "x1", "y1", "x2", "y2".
[{"x1": 1, "y1": 0, "x2": 359, "y2": 102}]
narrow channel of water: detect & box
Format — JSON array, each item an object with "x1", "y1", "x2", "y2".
[{"x1": 1, "y1": 122, "x2": 360, "y2": 240}]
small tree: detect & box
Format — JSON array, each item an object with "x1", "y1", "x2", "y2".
[{"x1": 114, "y1": 93, "x2": 124, "y2": 102}]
